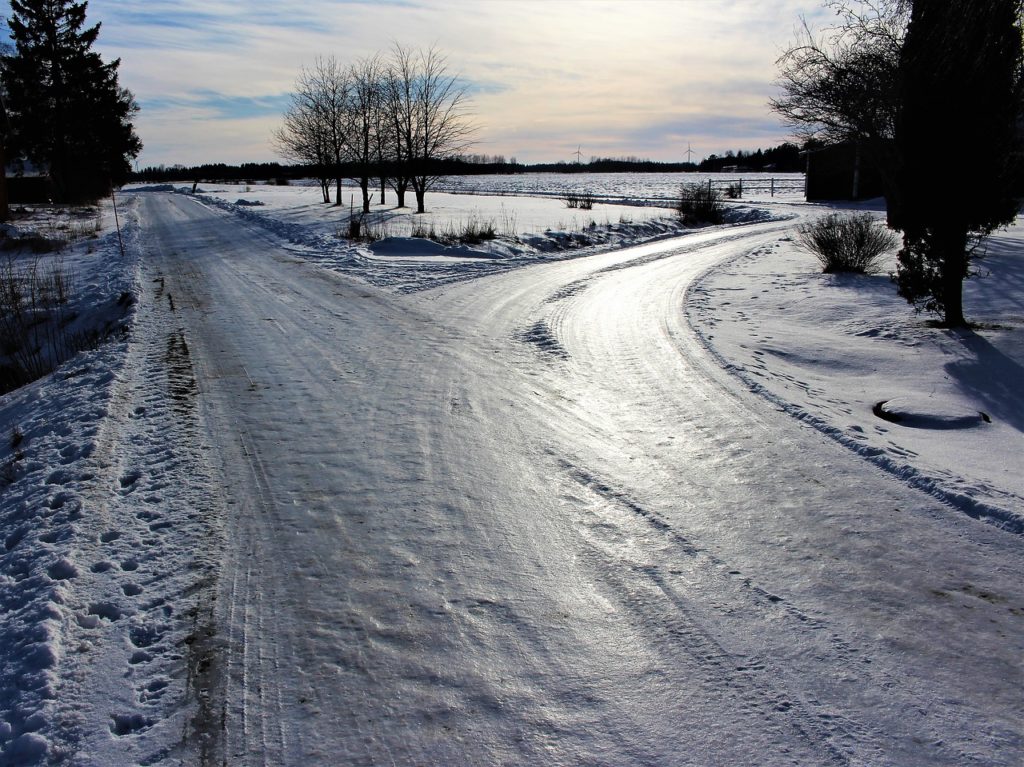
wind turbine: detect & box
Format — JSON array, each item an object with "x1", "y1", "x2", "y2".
[
  {"x1": 574, "y1": 145, "x2": 584, "y2": 165},
  {"x1": 685, "y1": 142, "x2": 695, "y2": 164}
]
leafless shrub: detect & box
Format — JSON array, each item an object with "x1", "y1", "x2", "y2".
[
  {"x1": 564, "y1": 190, "x2": 595, "y2": 210},
  {"x1": 677, "y1": 183, "x2": 724, "y2": 225},
  {"x1": 440, "y1": 215, "x2": 497, "y2": 245},
  {"x1": 410, "y1": 220, "x2": 436, "y2": 239},
  {"x1": 347, "y1": 215, "x2": 392, "y2": 242},
  {"x1": 409, "y1": 216, "x2": 498, "y2": 245},
  {"x1": 797, "y1": 212, "x2": 897, "y2": 274}
]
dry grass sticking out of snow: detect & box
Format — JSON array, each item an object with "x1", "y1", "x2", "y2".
[{"x1": 688, "y1": 214, "x2": 1024, "y2": 532}]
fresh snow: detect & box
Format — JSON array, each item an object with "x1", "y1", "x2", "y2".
[{"x1": 0, "y1": 182, "x2": 1020, "y2": 766}]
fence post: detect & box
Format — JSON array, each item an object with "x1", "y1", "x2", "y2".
[
  {"x1": 770, "y1": 178, "x2": 775, "y2": 197},
  {"x1": 738, "y1": 179, "x2": 743, "y2": 198},
  {"x1": 111, "y1": 188, "x2": 125, "y2": 259},
  {"x1": 707, "y1": 178, "x2": 712, "y2": 196}
]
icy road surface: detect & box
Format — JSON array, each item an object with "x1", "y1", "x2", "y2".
[{"x1": 140, "y1": 193, "x2": 1021, "y2": 766}]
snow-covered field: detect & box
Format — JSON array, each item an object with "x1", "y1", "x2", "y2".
[
  {"x1": 430, "y1": 171, "x2": 807, "y2": 205},
  {"x1": 0, "y1": 181, "x2": 1020, "y2": 765},
  {"x1": 144, "y1": 180, "x2": 773, "y2": 294}
]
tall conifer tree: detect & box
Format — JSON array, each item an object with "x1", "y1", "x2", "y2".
[
  {"x1": 3, "y1": 0, "x2": 141, "y2": 202},
  {"x1": 892, "y1": 0, "x2": 1023, "y2": 326}
]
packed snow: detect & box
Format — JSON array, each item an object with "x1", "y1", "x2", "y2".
[
  {"x1": 0, "y1": 179, "x2": 1020, "y2": 765},
  {"x1": 689, "y1": 218, "x2": 1024, "y2": 532}
]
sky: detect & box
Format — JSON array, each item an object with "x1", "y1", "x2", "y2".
[{"x1": 78, "y1": 0, "x2": 835, "y2": 168}]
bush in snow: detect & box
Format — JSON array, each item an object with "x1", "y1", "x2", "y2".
[
  {"x1": 564, "y1": 191, "x2": 595, "y2": 210},
  {"x1": 677, "y1": 183, "x2": 724, "y2": 225},
  {"x1": 797, "y1": 212, "x2": 897, "y2": 274}
]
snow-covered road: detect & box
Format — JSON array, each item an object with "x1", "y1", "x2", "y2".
[{"x1": 139, "y1": 193, "x2": 1021, "y2": 766}]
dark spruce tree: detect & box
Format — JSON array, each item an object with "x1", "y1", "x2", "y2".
[
  {"x1": 891, "y1": 0, "x2": 1023, "y2": 327},
  {"x1": 3, "y1": 0, "x2": 142, "y2": 203}
]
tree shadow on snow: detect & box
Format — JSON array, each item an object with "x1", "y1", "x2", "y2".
[{"x1": 945, "y1": 330, "x2": 1024, "y2": 432}]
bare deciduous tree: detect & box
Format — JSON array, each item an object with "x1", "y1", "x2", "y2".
[
  {"x1": 274, "y1": 99, "x2": 332, "y2": 203},
  {"x1": 346, "y1": 56, "x2": 384, "y2": 214},
  {"x1": 771, "y1": 0, "x2": 908, "y2": 191},
  {"x1": 386, "y1": 45, "x2": 476, "y2": 213},
  {"x1": 275, "y1": 46, "x2": 475, "y2": 214},
  {"x1": 274, "y1": 57, "x2": 351, "y2": 206}
]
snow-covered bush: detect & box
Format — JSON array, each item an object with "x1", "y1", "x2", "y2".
[{"x1": 797, "y1": 212, "x2": 897, "y2": 274}]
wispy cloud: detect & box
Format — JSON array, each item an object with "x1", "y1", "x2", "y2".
[
  {"x1": 142, "y1": 91, "x2": 292, "y2": 121},
  {"x1": 81, "y1": 0, "x2": 831, "y2": 166}
]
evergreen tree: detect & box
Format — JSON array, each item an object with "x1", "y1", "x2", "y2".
[
  {"x1": 891, "y1": 0, "x2": 1023, "y2": 327},
  {"x1": 3, "y1": 0, "x2": 141, "y2": 203}
]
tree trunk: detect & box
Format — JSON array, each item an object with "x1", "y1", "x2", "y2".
[
  {"x1": 941, "y1": 228, "x2": 969, "y2": 328},
  {"x1": 0, "y1": 139, "x2": 8, "y2": 223},
  {"x1": 334, "y1": 176, "x2": 343, "y2": 207},
  {"x1": 393, "y1": 178, "x2": 408, "y2": 208},
  {"x1": 360, "y1": 177, "x2": 371, "y2": 214},
  {"x1": 412, "y1": 176, "x2": 427, "y2": 214},
  {"x1": 379, "y1": 177, "x2": 386, "y2": 205}
]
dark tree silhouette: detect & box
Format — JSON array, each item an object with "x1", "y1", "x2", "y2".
[
  {"x1": 386, "y1": 45, "x2": 475, "y2": 214},
  {"x1": 771, "y1": 0, "x2": 907, "y2": 187},
  {"x1": 3, "y1": 0, "x2": 141, "y2": 203},
  {"x1": 891, "y1": 0, "x2": 1023, "y2": 326},
  {"x1": 347, "y1": 56, "x2": 385, "y2": 214}
]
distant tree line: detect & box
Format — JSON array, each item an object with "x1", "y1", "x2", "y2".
[
  {"x1": 132, "y1": 142, "x2": 807, "y2": 186},
  {"x1": 697, "y1": 143, "x2": 804, "y2": 173}
]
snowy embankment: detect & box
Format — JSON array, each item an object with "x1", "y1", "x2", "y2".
[
  {"x1": 0, "y1": 199, "x2": 223, "y2": 764},
  {"x1": 688, "y1": 212, "x2": 1024, "y2": 533},
  {"x1": 0, "y1": 204, "x2": 140, "y2": 763}
]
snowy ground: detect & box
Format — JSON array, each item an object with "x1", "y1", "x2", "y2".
[
  {"x1": 0, "y1": 183, "x2": 1020, "y2": 765},
  {"x1": 689, "y1": 221, "x2": 1024, "y2": 532},
  {"x1": 142, "y1": 181, "x2": 773, "y2": 293}
]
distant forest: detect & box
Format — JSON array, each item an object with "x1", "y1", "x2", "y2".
[{"x1": 131, "y1": 142, "x2": 804, "y2": 184}]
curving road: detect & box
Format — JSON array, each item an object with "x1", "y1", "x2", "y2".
[{"x1": 138, "y1": 192, "x2": 1022, "y2": 766}]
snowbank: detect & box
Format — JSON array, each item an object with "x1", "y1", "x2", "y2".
[{"x1": 688, "y1": 215, "x2": 1024, "y2": 532}]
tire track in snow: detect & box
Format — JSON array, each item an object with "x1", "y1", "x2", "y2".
[{"x1": 557, "y1": 461, "x2": 886, "y2": 767}]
